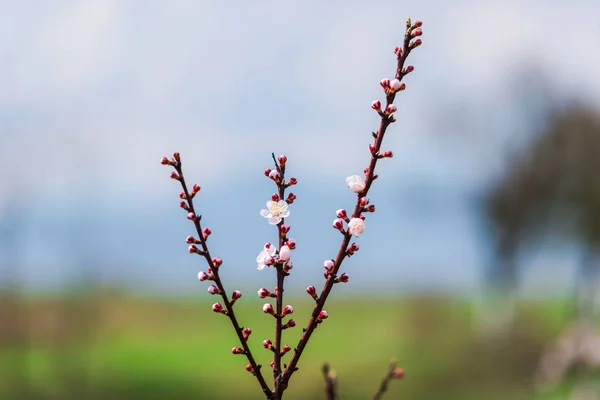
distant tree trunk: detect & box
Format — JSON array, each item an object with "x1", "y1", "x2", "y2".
[{"x1": 575, "y1": 247, "x2": 600, "y2": 322}]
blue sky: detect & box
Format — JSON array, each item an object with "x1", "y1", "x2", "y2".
[{"x1": 1, "y1": 1, "x2": 599, "y2": 295}]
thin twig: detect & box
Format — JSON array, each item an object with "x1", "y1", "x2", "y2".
[
  {"x1": 373, "y1": 359, "x2": 404, "y2": 400},
  {"x1": 322, "y1": 363, "x2": 340, "y2": 400},
  {"x1": 174, "y1": 159, "x2": 273, "y2": 399},
  {"x1": 276, "y1": 19, "x2": 422, "y2": 396}
]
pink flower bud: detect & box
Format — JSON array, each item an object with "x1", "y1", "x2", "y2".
[
  {"x1": 264, "y1": 168, "x2": 272, "y2": 176},
  {"x1": 286, "y1": 238, "x2": 296, "y2": 249},
  {"x1": 278, "y1": 154, "x2": 287, "y2": 165},
  {"x1": 262, "y1": 339, "x2": 273, "y2": 349},
  {"x1": 192, "y1": 184, "x2": 201, "y2": 194},
  {"x1": 306, "y1": 286, "x2": 317, "y2": 298},
  {"x1": 280, "y1": 224, "x2": 291, "y2": 234},
  {"x1": 282, "y1": 305, "x2": 294, "y2": 316},
  {"x1": 366, "y1": 205, "x2": 376, "y2": 212},
  {"x1": 380, "y1": 78, "x2": 390, "y2": 89},
  {"x1": 212, "y1": 303, "x2": 224, "y2": 313},
  {"x1": 410, "y1": 39, "x2": 422, "y2": 49},
  {"x1": 323, "y1": 260, "x2": 335, "y2": 272},
  {"x1": 382, "y1": 150, "x2": 393, "y2": 158},
  {"x1": 232, "y1": 290, "x2": 242, "y2": 300},
  {"x1": 179, "y1": 201, "x2": 189, "y2": 211},
  {"x1": 246, "y1": 364, "x2": 254, "y2": 373},
  {"x1": 385, "y1": 104, "x2": 397, "y2": 114},
  {"x1": 288, "y1": 177, "x2": 298, "y2": 185},
  {"x1": 271, "y1": 193, "x2": 280, "y2": 202},
  {"x1": 282, "y1": 344, "x2": 291, "y2": 354},
  {"x1": 279, "y1": 245, "x2": 291, "y2": 261},
  {"x1": 173, "y1": 152, "x2": 180, "y2": 162},
  {"x1": 160, "y1": 156, "x2": 170, "y2": 165},
  {"x1": 263, "y1": 303, "x2": 274, "y2": 315},
  {"x1": 405, "y1": 65, "x2": 414, "y2": 73},
  {"x1": 359, "y1": 197, "x2": 370, "y2": 207},
  {"x1": 258, "y1": 288, "x2": 271, "y2": 298},
  {"x1": 207, "y1": 285, "x2": 220, "y2": 295},
  {"x1": 286, "y1": 193, "x2": 296, "y2": 204},
  {"x1": 393, "y1": 367, "x2": 405, "y2": 379},
  {"x1": 332, "y1": 218, "x2": 344, "y2": 231},
  {"x1": 179, "y1": 192, "x2": 186, "y2": 199},
  {"x1": 394, "y1": 46, "x2": 402, "y2": 55},
  {"x1": 413, "y1": 20, "x2": 422, "y2": 28},
  {"x1": 187, "y1": 212, "x2": 196, "y2": 220},
  {"x1": 369, "y1": 143, "x2": 376, "y2": 154},
  {"x1": 284, "y1": 260, "x2": 293, "y2": 272},
  {"x1": 186, "y1": 235, "x2": 196, "y2": 244},
  {"x1": 411, "y1": 28, "x2": 422, "y2": 38},
  {"x1": 232, "y1": 347, "x2": 244, "y2": 355},
  {"x1": 318, "y1": 310, "x2": 328, "y2": 320},
  {"x1": 269, "y1": 361, "x2": 276, "y2": 369},
  {"x1": 337, "y1": 272, "x2": 349, "y2": 283},
  {"x1": 243, "y1": 328, "x2": 252, "y2": 340},
  {"x1": 390, "y1": 79, "x2": 402, "y2": 91},
  {"x1": 264, "y1": 256, "x2": 275, "y2": 266},
  {"x1": 170, "y1": 172, "x2": 180, "y2": 180},
  {"x1": 212, "y1": 257, "x2": 223, "y2": 267},
  {"x1": 203, "y1": 227, "x2": 212, "y2": 238},
  {"x1": 188, "y1": 245, "x2": 199, "y2": 254},
  {"x1": 268, "y1": 170, "x2": 280, "y2": 181},
  {"x1": 371, "y1": 100, "x2": 381, "y2": 111},
  {"x1": 285, "y1": 319, "x2": 296, "y2": 328},
  {"x1": 336, "y1": 209, "x2": 347, "y2": 219},
  {"x1": 349, "y1": 242, "x2": 360, "y2": 252},
  {"x1": 198, "y1": 271, "x2": 210, "y2": 281}
]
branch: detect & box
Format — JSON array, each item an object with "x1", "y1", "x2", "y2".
[
  {"x1": 276, "y1": 18, "x2": 423, "y2": 396},
  {"x1": 373, "y1": 359, "x2": 404, "y2": 400},
  {"x1": 322, "y1": 363, "x2": 340, "y2": 400}
]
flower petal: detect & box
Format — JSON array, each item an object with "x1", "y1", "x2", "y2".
[
  {"x1": 268, "y1": 216, "x2": 281, "y2": 225},
  {"x1": 280, "y1": 210, "x2": 290, "y2": 218},
  {"x1": 260, "y1": 209, "x2": 271, "y2": 218}
]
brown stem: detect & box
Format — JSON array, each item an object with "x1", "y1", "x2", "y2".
[
  {"x1": 322, "y1": 363, "x2": 340, "y2": 400},
  {"x1": 276, "y1": 23, "x2": 419, "y2": 396},
  {"x1": 175, "y1": 161, "x2": 273, "y2": 399},
  {"x1": 274, "y1": 158, "x2": 287, "y2": 399},
  {"x1": 372, "y1": 359, "x2": 403, "y2": 400}
]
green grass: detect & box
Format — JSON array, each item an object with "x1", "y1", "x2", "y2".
[{"x1": 0, "y1": 294, "x2": 594, "y2": 399}]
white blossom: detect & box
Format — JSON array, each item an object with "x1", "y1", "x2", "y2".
[
  {"x1": 348, "y1": 218, "x2": 365, "y2": 237},
  {"x1": 256, "y1": 243, "x2": 277, "y2": 270},
  {"x1": 279, "y1": 245, "x2": 291, "y2": 261},
  {"x1": 346, "y1": 175, "x2": 366, "y2": 193},
  {"x1": 260, "y1": 200, "x2": 290, "y2": 225}
]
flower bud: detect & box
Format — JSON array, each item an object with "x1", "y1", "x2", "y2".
[
  {"x1": 268, "y1": 170, "x2": 280, "y2": 182},
  {"x1": 258, "y1": 288, "x2": 272, "y2": 298},
  {"x1": 187, "y1": 212, "x2": 196, "y2": 221},
  {"x1": 337, "y1": 272, "x2": 349, "y2": 283},
  {"x1": 306, "y1": 285, "x2": 318, "y2": 299},
  {"x1": 323, "y1": 260, "x2": 335, "y2": 272},
  {"x1": 207, "y1": 285, "x2": 220, "y2": 295},
  {"x1": 286, "y1": 193, "x2": 297, "y2": 204},
  {"x1": 179, "y1": 192, "x2": 186, "y2": 199},
  {"x1": 286, "y1": 238, "x2": 296, "y2": 250},
  {"x1": 231, "y1": 290, "x2": 242, "y2": 300},
  {"x1": 371, "y1": 100, "x2": 381, "y2": 111},
  {"x1": 264, "y1": 256, "x2": 275, "y2": 266},
  {"x1": 405, "y1": 65, "x2": 414, "y2": 73},
  {"x1": 243, "y1": 328, "x2": 252, "y2": 340},
  {"x1": 412, "y1": 20, "x2": 422, "y2": 28},
  {"x1": 288, "y1": 177, "x2": 298, "y2": 186},
  {"x1": 380, "y1": 78, "x2": 390, "y2": 89},
  {"x1": 269, "y1": 361, "x2": 276, "y2": 369},
  {"x1": 186, "y1": 235, "x2": 198, "y2": 244},
  {"x1": 359, "y1": 197, "x2": 370, "y2": 207},
  {"x1": 212, "y1": 257, "x2": 223, "y2": 267},
  {"x1": 332, "y1": 218, "x2": 344, "y2": 231},
  {"x1": 281, "y1": 345, "x2": 291, "y2": 354},
  {"x1": 411, "y1": 27, "x2": 422, "y2": 38},
  {"x1": 192, "y1": 184, "x2": 201, "y2": 194},
  {"x1": 318, "y1": 310, "x2": 329, "y2": 320},
  {"x1": 390, "y1": 79, "x2": 402, "y2": 91},
  {"x1": 173, "y1": 152, "x2": 180, "y2": 162},
  {"x1": 394, "y1": 46, "x2": 402, "y2": 56},
  {"x1": 336, "y1": 209, "x2": 347, "y2": 219},
  {"x1": 284, "y1": 319, "x2": 296, "y2": 329},
  {"x1": 198, "y1": 271, "x2": 211, "y2": 281},
  {"x1": 381, "y1": 150, "x2": 393, "y2": 158},
  {"x1": 160, "y1": 156, "x2": 170, "y2": 165},
  {"x1": 282, "y1": 305, "x2": 294, "y2": 316},
  {"x1": 271, "y1": 193, "x2": 280, "y2": 202},
  {"x1": 189, "y1": 245, "x2": 200, "y2": 254},
  {"x1": 232, "y1": 347, "x2": 244, "y2": 355},
  {"x1": 246, "y1": 364, "x2": 254, "y2": 373},
  {"x1": 263, "y1": 303, "x2": 275, "y2": 315},
  {"x1": 385, "y1": 104, "x2": 397, "y2": 115},
  {"x1": 170, "y1": 172, "x2": 180, "y2": 180},
  {"x1": 279, "y1": 245, "x2": 291, "y2": 261},
  {"x1": 366, "y1": 205, "x2": 376, "y2": 213},
  {"x1": 283, "y1": 260, "x2": 293, "y2": 272},
  {"x1": 203, "y1": 227, "x2": 212, "y2": 239},
  {"x1": 278, "y1": 154, "x2": 287, "y2": 165},
  {"x1": 410, "y1": 39, "x2": 422, "y2": 49},
  {"x1": 179, "y1": 201, "x2": 189, "y2": 211},
  {"x1": 212, "y1": 303, "x2": 224, "y2": 313},
  {"x1": 264, "y1": 168, "x2": 272, "y2": 176},
  {"x1": 393, "y1": 367, "x2": 405, "y2": 379},
  {"x1": 262, "y1": 339, "x2": 273, "y2": 349}
]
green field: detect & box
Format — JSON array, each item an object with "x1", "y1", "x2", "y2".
[{"x1": 0, "y1": 293, "x2": 596, "y2": 399}]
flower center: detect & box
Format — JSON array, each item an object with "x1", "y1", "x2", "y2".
[{"x1": 271, "y1": 204, "x2": 283, "y2": 216}]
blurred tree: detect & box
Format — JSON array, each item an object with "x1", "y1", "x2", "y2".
[{"x1": 480, "y1": 103, "x2": 600, "y2": 337}]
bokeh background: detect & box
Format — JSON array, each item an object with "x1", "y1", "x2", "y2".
[{"x1": 1, "y1": 1, "x2": 600, "y2": 399}]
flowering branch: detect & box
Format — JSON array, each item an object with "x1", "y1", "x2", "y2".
[
  {"x1": 372, "y1": 359, "x2": 405, "y2": 400},
  {"x1": 275, "y1": 18, "x2": 423, "y2": 396},
  {"x1": 160, "y1": 154, "x2": 273, "y2": 399}
]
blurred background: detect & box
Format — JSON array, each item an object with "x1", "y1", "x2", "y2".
[{"x1": 1, "y1": 1, "x2": 600, "y2": 399}]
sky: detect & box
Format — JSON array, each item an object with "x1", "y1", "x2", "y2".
[{"x1": 1, "y1": 1, "x2": 600, "y2": 295}]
